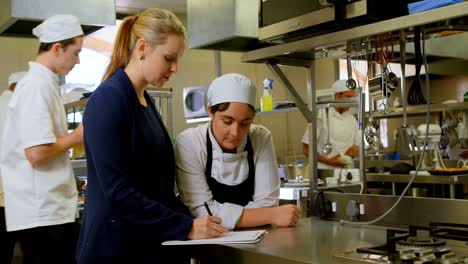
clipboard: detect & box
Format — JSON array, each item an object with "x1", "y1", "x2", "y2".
[{"x1": 162, "y1": 230, "x2": 267, "y2": 245}]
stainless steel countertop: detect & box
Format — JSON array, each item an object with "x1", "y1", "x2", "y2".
[
  {"x1": 168, "y1": 217, "x2": 394, "y2": 264},
  {"x1": 366, "y1": 173, "x2": 468, "y2": 184}
]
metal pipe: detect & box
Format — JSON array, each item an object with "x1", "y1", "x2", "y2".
[
  {"x1": 358, "y1": 89, "x2": 366, "y2": 193},
  {"x1": 346, "y1": 53, "x2": 353, "y2": 81},
  {"x1": 307, "y1": 61, "x2": 318, "y2": 191},
  {"x1": 399, "y1": 30, "x2": 408, "y2": 127},
  {"x1": 267, "y1": 64, "x2": 313, "y2": 123},
  {"x1": 214, "y1": 50, "x2": 222, "y2": 77}
]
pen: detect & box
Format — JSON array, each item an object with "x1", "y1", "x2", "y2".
[{"x1": 204, "y1": 201, "x2": 213, "y2": 216}]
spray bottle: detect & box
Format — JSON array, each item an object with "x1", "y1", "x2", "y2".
[{"x1": 261, "y1": 78, "x2": 273, "y2": 112}]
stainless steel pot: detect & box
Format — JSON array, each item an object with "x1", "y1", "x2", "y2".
[
  {"x1": 408, "y1": 187, "x2": 428, "y2": 197},
  {"x1": 366, "y1": 153, "x2": 387, "y2": 161},
  {"x1": 280, "y1": 163, "x2": 309, "y2": 182}
]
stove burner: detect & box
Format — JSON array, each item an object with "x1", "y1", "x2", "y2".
[
  {"x1": 343, "y1": 222, "x2": 468, "y2": 264},
  {"x1": 396, "y1": 236, "x2": 446, "y2": 249}
]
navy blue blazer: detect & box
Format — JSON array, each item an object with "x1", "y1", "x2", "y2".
[{"x1": 77, "y1": 68, "x2": 193, "y2": 263}]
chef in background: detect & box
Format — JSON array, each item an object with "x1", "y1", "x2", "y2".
[
  {"x1": 302, "y1": 80, "x2": 359, "y2": 168},
  {"x1": 176, "y1": 73, "x2": 301, "y2": 231},
  {"x1": 0, "y1": 14, "x2": 84, "y2": 263},
  {"x1": 443, "y1": 109, "x2": 468, "y2": 160},
  {"x1": 0, "y1": 71, "x2": 26, "y2": 264}
]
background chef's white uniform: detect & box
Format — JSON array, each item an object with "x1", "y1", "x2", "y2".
[
  {"x1": 176, "y1": 123, "x2": 280, "y2": 230},
  {"x1": 302, "y1": 108, "x2": 359, "y2": 169},
  {"x1": 0, "y1": 62, "x2": 77, "y2": 231},
  {"x1": 0, "y1": 89, "x2": 13, "y2": 207}
]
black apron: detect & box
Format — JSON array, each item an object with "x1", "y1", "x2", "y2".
[{"x1": 205, "y1": 129, "x2": 255, "y2": 206}]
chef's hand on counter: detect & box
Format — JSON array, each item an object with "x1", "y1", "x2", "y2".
[
  {"x1": 272, "y1": 204, "x2": 302, "y2": 227},
  {"x1": 187, "y1": 215, "x2": 229, "y2": 240},
  {"x1": 319, "y1": 154, "x2": 346, "y2": 167},
  {"x1": 345, "y1": 145, "x2": 359, "y2": 158}
]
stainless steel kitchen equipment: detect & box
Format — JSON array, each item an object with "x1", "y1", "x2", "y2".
[
  {"x1": 413, "y1": 123, "x2": 445, "y2": 170},
  {"x1": 147, "y1": 87, "x2": 174, "y2": 138},
  {"x1": 187, "y1": 0, "x2": 262, "y2": 51},
  {"x1": 241, "y1": 1, "x2": 468, "y2": 230},
  {"x1": 259, "y1": 0, "x2": 409, "y2": 43},
  {"x1": 0, "y1": 0, "x2": 115, "y2": 37},
  {"x1": 183, "y1": 86, "x2": 209, "y2": 119},
  {"x1": 282, "y1": 162, "x2": 309, "y2": 182},
  {"x1": 165, "y1": 214, "x2": 468, "y2": 263},
  {"x1": 336, "y1": 222, "x2": 468, "y2": 263},
  {"x1": 323, "y1": 108, "x2": 333, "y2": 155}
]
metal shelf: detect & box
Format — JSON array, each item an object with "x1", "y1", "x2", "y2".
[
  {"x1": 370, "y1": 101, "x2": 468, "y2": 119},
  {"x1": 257, "y1": 106, "x2": 299, "y2": 115},
  {"x1": 71, "y1": 159, "x2": 87, "y2": 168},
  {"x1": 316, "y1": 97, "x2": 359, "y2": 109},
  {"x1": 367, "y1": 173, "x2": 468, "y2": 184},
  {"x1": 185, "y1": 107, "x2": 301, "y2": 124},
  {"x1": 186, "y1": 116, "x2": 211, "y2": 124},
  {"x1": 242, "y1": 2, "x2": 468, "y2": 66},
  {"x1": 64, "y1": 98, "x2": 88, "y2": 109}
]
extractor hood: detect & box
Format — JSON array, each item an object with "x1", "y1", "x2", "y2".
[
  {"x1": 187, "y1": 0, "x2": 267, "y2": 52},
  {"x1": 0, "y1": 0, "x2": 116, "y2": 38},
  {"x1": 394, "y1": 32, "x2": 468, "y2": 76}
]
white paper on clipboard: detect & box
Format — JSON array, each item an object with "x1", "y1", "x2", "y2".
[{"x1": 162, "y1": 230, "x2": 267, "y2": 245}]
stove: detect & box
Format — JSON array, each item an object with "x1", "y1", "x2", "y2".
[{"x1": 335, "y1": 222, "x2": 468, "y2": 263}]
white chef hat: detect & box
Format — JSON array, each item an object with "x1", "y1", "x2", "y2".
[
  {"x1": 331, "y1": 79, "x2": 350, "y2": 94},
  {"x1": 8, "y1": 71, "x2": 27, "y2": 86},
  {"x1": 207, "y1": 73, "x2": 256, "y2": 108},
  {"x1": 32, "y1": 14, "x2": 83, "y2": 43}
]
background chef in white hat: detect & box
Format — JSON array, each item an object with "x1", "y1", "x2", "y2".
[
  {"x1": 0, "y1": 71, "x2": 26, "y2": 264},
  {"x1": 0, "y1": 14, "x2": 84, "y2": 263},
  {"x1": 302, "y1": 79, "x2": 359, "y2": 169},
  {"x1": 176, "y1": 73, "x2": 301, "y2": 230}
]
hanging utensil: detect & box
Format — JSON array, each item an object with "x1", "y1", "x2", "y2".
[
  {"x1": 408, "y1": 26, "x2": 427, "y2": 105},
  {"x1": 346, "y1": 49, "x2": 357, "y2": 90},
  {"x1": 378, "y1": 71, "x2": 393, "y2": 115},
  {"x1": 365, "y1": 93, "x2": 383, "y2": 149},
  {"x1": 323, "y1": 108, "x2": 333, "y2": 155}
]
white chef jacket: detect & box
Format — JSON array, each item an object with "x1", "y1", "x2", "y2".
[
  {"x1": 302, "y1": 108, "x2": 359, "y2": 169},
  {"x1": 0, "y1": 90, "x2": 13, "y2": 207},
  {"x1": 0, "y1": 62, "x2": 77, "y2": 231},
  {"x1": 175, "y1": 123, "x2": 280, "y2": 229}
]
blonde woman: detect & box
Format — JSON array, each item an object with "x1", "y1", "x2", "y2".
[{"x1": 76, "y1": 9, "x2": 228, "y2": 263}]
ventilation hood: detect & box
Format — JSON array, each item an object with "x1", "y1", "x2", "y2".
[
  {"x1": 395, "y1": 32, "x2": 468, "y2": 76},
  {"x1": 0, "y1": 0, "x2": 116, "y2": 38},
  {"x1": 187, "y1": 0, "x2": 267, "y2": 52}
]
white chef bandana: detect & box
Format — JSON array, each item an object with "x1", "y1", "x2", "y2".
[
  {"x1": 32, "y1": 14, "x2": 83, "y2": 43},
  {"x1": 331, "y1": 80, "x2": 349, "y2": 94},
  {"x1": 207, "y1": 73, "x2": 256, "y2": 108},
  {"x1": 8, "y1": 71, "x2": 27, "y2": 86}
]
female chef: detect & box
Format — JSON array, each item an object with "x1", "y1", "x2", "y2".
[{"x1": 176, "y1": 73, "x2": 302, "y2": 230}]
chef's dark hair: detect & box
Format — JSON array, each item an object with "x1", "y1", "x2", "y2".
[
  {"x1": 102, "y1": 8, "x2": 186, "y2": 81},
  {"x1": 37, "y1": 36, "x2": 82, "y2": 54},
  {"x1": 210, "y1": 103, "x2": 256, "y2": 116}
]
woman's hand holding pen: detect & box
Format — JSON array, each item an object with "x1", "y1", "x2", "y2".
[
  {"x1": 271, "y1": 204, "x2": 302, "y2": 227},
  {"x1": 187, "y1": 215, "x2": 229, "y2": 240}
]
